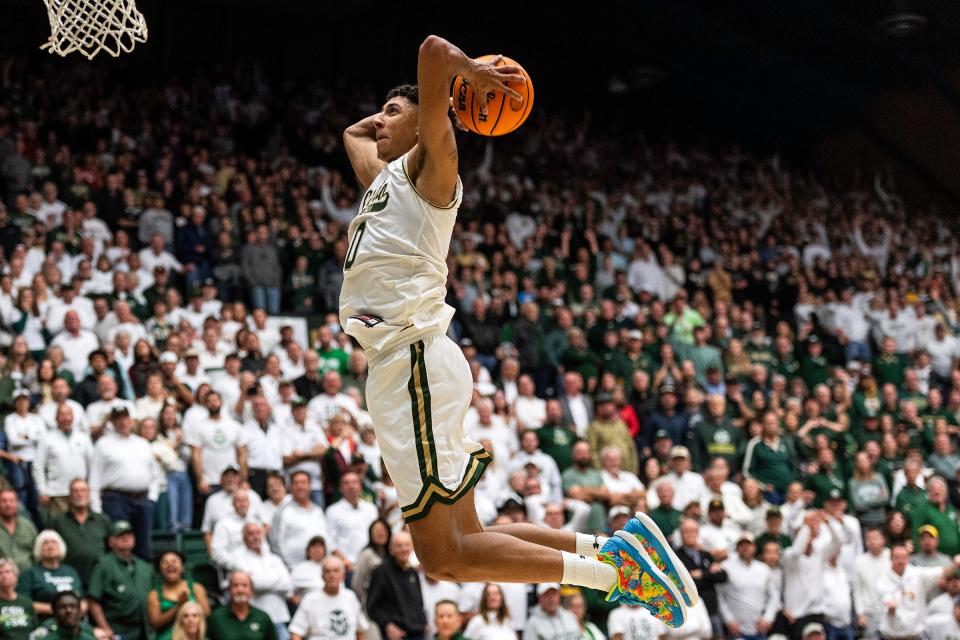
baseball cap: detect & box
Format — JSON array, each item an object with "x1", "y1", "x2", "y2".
[
  {"x1": 807, "y1": 335, "x2": 821, "y2": 344},
  {"x1": 159, "y1": 351, "x2": 178, "y2": 364},
  {"x1": 802, "y1": 623, "x2": 826, "y2": 638},
  {"x1": 826, "y1": 488, "x2": 844, "y2": 501},
  {"x1": 660, "y1": 384, "x2": 677, "y2": 395},
  {"x1": 766, "y1": 507, "x2": 782, "y2": 519},
  {"x1": 654, "y1": 429, "x2": 671, "y2": 441},
  {"x1": 110, "y1": 520, "x2": 134, "y2": 536},
  {"x1": 608, "y1": 505, "x2": 631, "y2": 522},
  {"x1": 919, "y1": 524, "x2": 940, "y2": 539},
  {"x1": 12, "y1": 389, "x2": 29, "y2": 400},
  {"x1": 536, "y1": 583, "x2": 561, "y2": 596},
  {"x1": 221, "y1": 465, "x2": 241, "y2": 476},
  {"x1": 627, "y1": 329, "x2": 643, "y2": 340},
  {"x1": 458, "y1": 337, "x2": 474, "y2": 348},
  {"x1": 184, "y1": 349, "x2": 200, "y2": 359},
  {"x1": 291, "y1": 396, "x2": 308, "y2": 408},
  {"x1": 708, "y1": 498, "x2": 725, "y2": 511},
  {"x1": 670, "y1": 445, "x2": 690, "y2": 459},
  {"x1": 109, "y1": 406, "x2": 130, "y2": 419},
  {"x1": 594, "y1": 392, "x2": 614, "y2": 405},
  {"x1": 737, "y1": 531, "x2": 755, "y2": 545}
]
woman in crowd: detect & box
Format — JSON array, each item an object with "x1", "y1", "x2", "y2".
[
  {"x1": 170, "y1": 601, "x2": 207, "y2": 640},
  {"x1": 147, "y1": 551, "x2": 210, "y2": 640},
  {"x1": 351, "y1": 519, "x2": 391, "y2": 607},
  {"x1": 18, "y1": 530, "x2": 83, "y2": 619},
  {"x1": 290, "y1": 536, "x2": 327, "y2": 604},
  {"x1": 2, "y1": 337, "x2": 37, "y2": 394},
  {"x1": 463, "y1": 583, "x2": 515, "y2": 639},
  {"x1": 156, "y1": 404, "x2": 192, "y2": 533},
  {"x1": 567, "y1": 591, "x2": 606, "y2": 640}
]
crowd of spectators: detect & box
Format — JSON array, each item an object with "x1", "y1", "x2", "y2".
[{"x1": 0, "y1": 56, "x2": 960, "y2": 640}]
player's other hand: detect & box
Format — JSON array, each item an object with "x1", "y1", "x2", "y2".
[{"x1": 464, "y1": 55, "x2": 525, "y2": 116}]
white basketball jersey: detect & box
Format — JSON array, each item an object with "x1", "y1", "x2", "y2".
[{"x1": 339, "y1": 152, "x2": 463, "y2": 355}]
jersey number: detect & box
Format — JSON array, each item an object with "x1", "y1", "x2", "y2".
[{"x1": 344, "y1": 222, "x2": 366, "y2": 270}]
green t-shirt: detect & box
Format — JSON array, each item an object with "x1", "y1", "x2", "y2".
[
  {"x1": 691, "y1": 418, "x2": 743, "y2": 472},
  {"x1": 649, "y1": 505, "x2": 682, "y2": 538},
  {"x1": 803, "y1": 470, "x2": 846, "y2": 508},
  {"x1": 17, "y1": 565, "x2": 83, "y2": 614},
  {"x1": 0, "y1": 594, "x2": 37, "y2": 640},
  {"x1": 562, "y1": 466, "x2": 606, "y2": 532},
  {"x1": 755, "y1": 532, "x2": 792, "y2": 551},
  {"x1": 86, "y1": 553, "x2": 153, "y2": 637},
  {"x1": 208, "y1": 606, "x2": 278, "y2": 640},
  {"x1": 535, "y1": 425, "x2": 576, "y2": 472},
  {"x1": 316, "y1": 347, "x2": 348, "y2": 375},
  {"x1": 799, "y1": 354, "x2": 831, "y2": 390}
]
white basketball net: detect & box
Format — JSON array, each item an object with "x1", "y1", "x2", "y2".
[{"x1": 41, "y1": 0, "x2": 148, "y2": 60}]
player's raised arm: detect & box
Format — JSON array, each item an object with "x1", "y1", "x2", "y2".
[
  {"x1": 409, "y1": 35, "x2": 524, "y2": 206},
  {"x1": 343, "y1": 114, "x2": 387, "y2": 191}
]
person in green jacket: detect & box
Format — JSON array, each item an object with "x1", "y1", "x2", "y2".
[
  {"x1": 893, "y1": 459, "x2": 927, "y2": 524},
  {"x1": 691, "y1": 395, "x2": 744, "y2": 472},
  {"x1": 911, "y1": 476, "x2": 960, "y2": 556},
  {"x1": 742, "y1": 412, "x2": 798, "y2": 503}
]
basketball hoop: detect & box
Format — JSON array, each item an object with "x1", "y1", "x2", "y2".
[{"x1": 40, "y1": 0, "x2": 148, "y2": 60}]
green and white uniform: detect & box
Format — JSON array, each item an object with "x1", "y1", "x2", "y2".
[{"x1": 339, "y1": 152, "x2": 488, "y2": 522}]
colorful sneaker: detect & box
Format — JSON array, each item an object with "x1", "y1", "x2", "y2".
[
  {"x1": 597, "y1": 531, "x2": 687, "y2": 628},
  {"x1": 622, "y1": 511, "x2": 700, "y2": 607}
]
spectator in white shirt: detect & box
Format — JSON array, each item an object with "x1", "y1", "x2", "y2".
[
  {"x1": 700, "y1": 499, "x2": 742, "y2": 561},
  {"x1": 33, "y1": 403, "x2": 93, "y2": 521},
  {"x1": 138, "y1": 234, "x2": 183, "y2": 275},
  {"x1": 306, "y1": 372, "x2": 360, "y2": 428},
  {"x1": 832, "y1": 288, "x2": 871, "y2": 365},
  {"x1": 853, "y1": 528, "x2": 891, "y2": 639},
  {"x1": 506, "y1": 430, "x2": 563, "y2": 505},
  {"x1": 88, "y1": 407, "x2": 161, "y2": 560},
  {"x1": 289, "y1": 535, "x2": 328, "y2": 602},
  {"x1": 658, "y1": 446, "x2": 707, "y2": 513},
  {"x1": 200, "y1": 466, "x2": 265, "y2": 544},
  {"x1": 927, "y1": 572, "x2": 960, "y2": 617},
  {"x1": 599, "y1": 446, "x2": 645, "y2": 508},
  {"x1": 514, "y1": 374, "x2": 546, "y2": 430},
  {"x1": 877, "y1": 544, "x2": 960, "y2": 640},
  {"x1": 782, "y1": 512, "x2": 840, "y2": 640},
  {"x1": 270, "y1": 470, "x2": 329, "y2": 568},
  {"x1": 38, "y1": 378, "x2": 88, "y2": 434},
  {"x1": 49, "y1": 311, "x2": 100, "y2": 382},
  {"x1": 288, "y1": 556, "x2": 369, "y2": 640},
  {"x1": 188, "y1": 391, "x2": 242, "y2": 496},
  {"x1": 3, "y1": 390, "x2": 45, "y2": 522},
  {"x1": 231, "y1": 523, "x2": 293, "y2": 640},
  {"x1": 325, "y1": 472, "x2": 378, "y2": 570},
  {"x1": 925, "y1": 323, "x2": 959, "y2": 389},
  {"x1": 237, "y1": 395, "x2": 284, "y2": 499},
  {"x1": 926, "y1": 600, "x2": 960, "y2": 640},
  {"x1": 823, "y1": 552, "x2": 854, "y2": 640},
  {"x1": 86, "y1": 376, "x2": 138, "y2": 438},
  {"x1": 210, "y1": 489, "x2": 264, "y2": 575},
  {"x1": 464, "y1": 399, "x2": 517, "y2": 467},
  {"x1": 282, "y1": 399, "x2": 328, "y2": 507},
  {"x1": 718, "y1": 532, "x2": 778, "y2": 640}
]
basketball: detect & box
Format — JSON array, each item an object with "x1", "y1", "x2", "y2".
[{"x1": 452, "y1": 54, "x2": 534, "y2": 136}]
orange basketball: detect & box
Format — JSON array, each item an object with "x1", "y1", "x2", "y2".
[{"x1": 452, "y1": 54, "x2": 534, "y2": 136}]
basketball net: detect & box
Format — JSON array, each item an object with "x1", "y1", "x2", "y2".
[{"x1": 41, "y1": 0, "x2": 148, "y2": 60}]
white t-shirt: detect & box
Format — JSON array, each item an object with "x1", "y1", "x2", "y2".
[
  {"x1": 606, "y1": 605, "x2": 665, "y2": 640},
  {"x1": 287, "y1": 588, "x2": 369, "y2": 640},
  {"x1": 925, "y1": 613, "x2": 960, "y2": 640},
  {"x1": 463, "y1": 612, "x2": 517, "y2": 640},
  {"x1": 186, "y1": 416, "x2": 241, "y2": 485}
]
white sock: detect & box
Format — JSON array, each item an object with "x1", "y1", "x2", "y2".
[
  {"x1": 576, "y1": 532, "x2": 609, "y2": 557},
  {"x1": 561, "y1": 551, "x2": 618, "y2": 591}
]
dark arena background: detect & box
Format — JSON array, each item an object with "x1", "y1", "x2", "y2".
[{"x1": 0, "y1": 2, "x2": 960, "y2": 640}]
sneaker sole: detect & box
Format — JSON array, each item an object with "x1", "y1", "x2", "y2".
[
  {"x1": 624, "y1": 512, "x2": 700, "y2": 607},
  {"x1": 614, "y1": 530, "x2": 688, "y2": 628}
]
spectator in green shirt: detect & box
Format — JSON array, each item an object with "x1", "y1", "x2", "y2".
[
  {"x1": 87, "y1": 521, "x2": 154, "y2": 640},
  {"x1": 561, "y1": 442, "x2": 608, "y2": 533},
  {"x1": 649, "y1": 482, "x2": 682, "y2": 539},
  {"x1": 0, "y1": 559, "x2": 36, "y2": 640},
  {"x1": 208, "y1": 571, "x2": 277, "y2": 640},
  {"x1": 893, "y1": 459, "x2": 927, "y2": 524},
  {"x1": 50, "y1": 479, "x2": 110, "y2": 589},
  {"x1": 872, "y1": 336, "x2": 910, "y2": 388},
  {"x1": 314, "y1": 325, "x2": 348, "y2": 375},
  {"x1": 912, "y1": 476, "x2": 960, "y2": 556},
  {"x1": 535, "y1": 400, "x2": 577, "y2": 472},
  {"x1": 18, "y1": 530, "x2": 83, "y2": 620},
  {"x1": 0, "y1": 489, "x2": 38, "y2": 574},
  {"x1": 29, "y1": 591, "x2": 97, "y2": 640},
  {"x1": 798, "y1": 336, "x2": 831, "y2": 390}
]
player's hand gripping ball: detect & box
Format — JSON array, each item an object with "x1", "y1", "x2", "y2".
[{"x1": 452, "y1": 54, "x2": 534, "y2": 136}]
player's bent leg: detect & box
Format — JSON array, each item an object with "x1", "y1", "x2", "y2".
[
  {"x1": 485, "y1": 521, "x2": 611, "y2": 558},
  {"x1": 408, "y1": 488, "x2": 565, "y2": 584}
]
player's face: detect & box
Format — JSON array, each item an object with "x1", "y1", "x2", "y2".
[{"x1": 373, "y1": 98, "x2": 419, "y2": 162}]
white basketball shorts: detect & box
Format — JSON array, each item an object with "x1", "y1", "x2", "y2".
[{"x1": 365, "y1": 331, "x2": 490, "y2": 522}]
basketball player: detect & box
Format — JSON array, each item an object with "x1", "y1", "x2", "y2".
[{"x1": 338, "y1": 34, "x2": 697, "y2": 626}]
